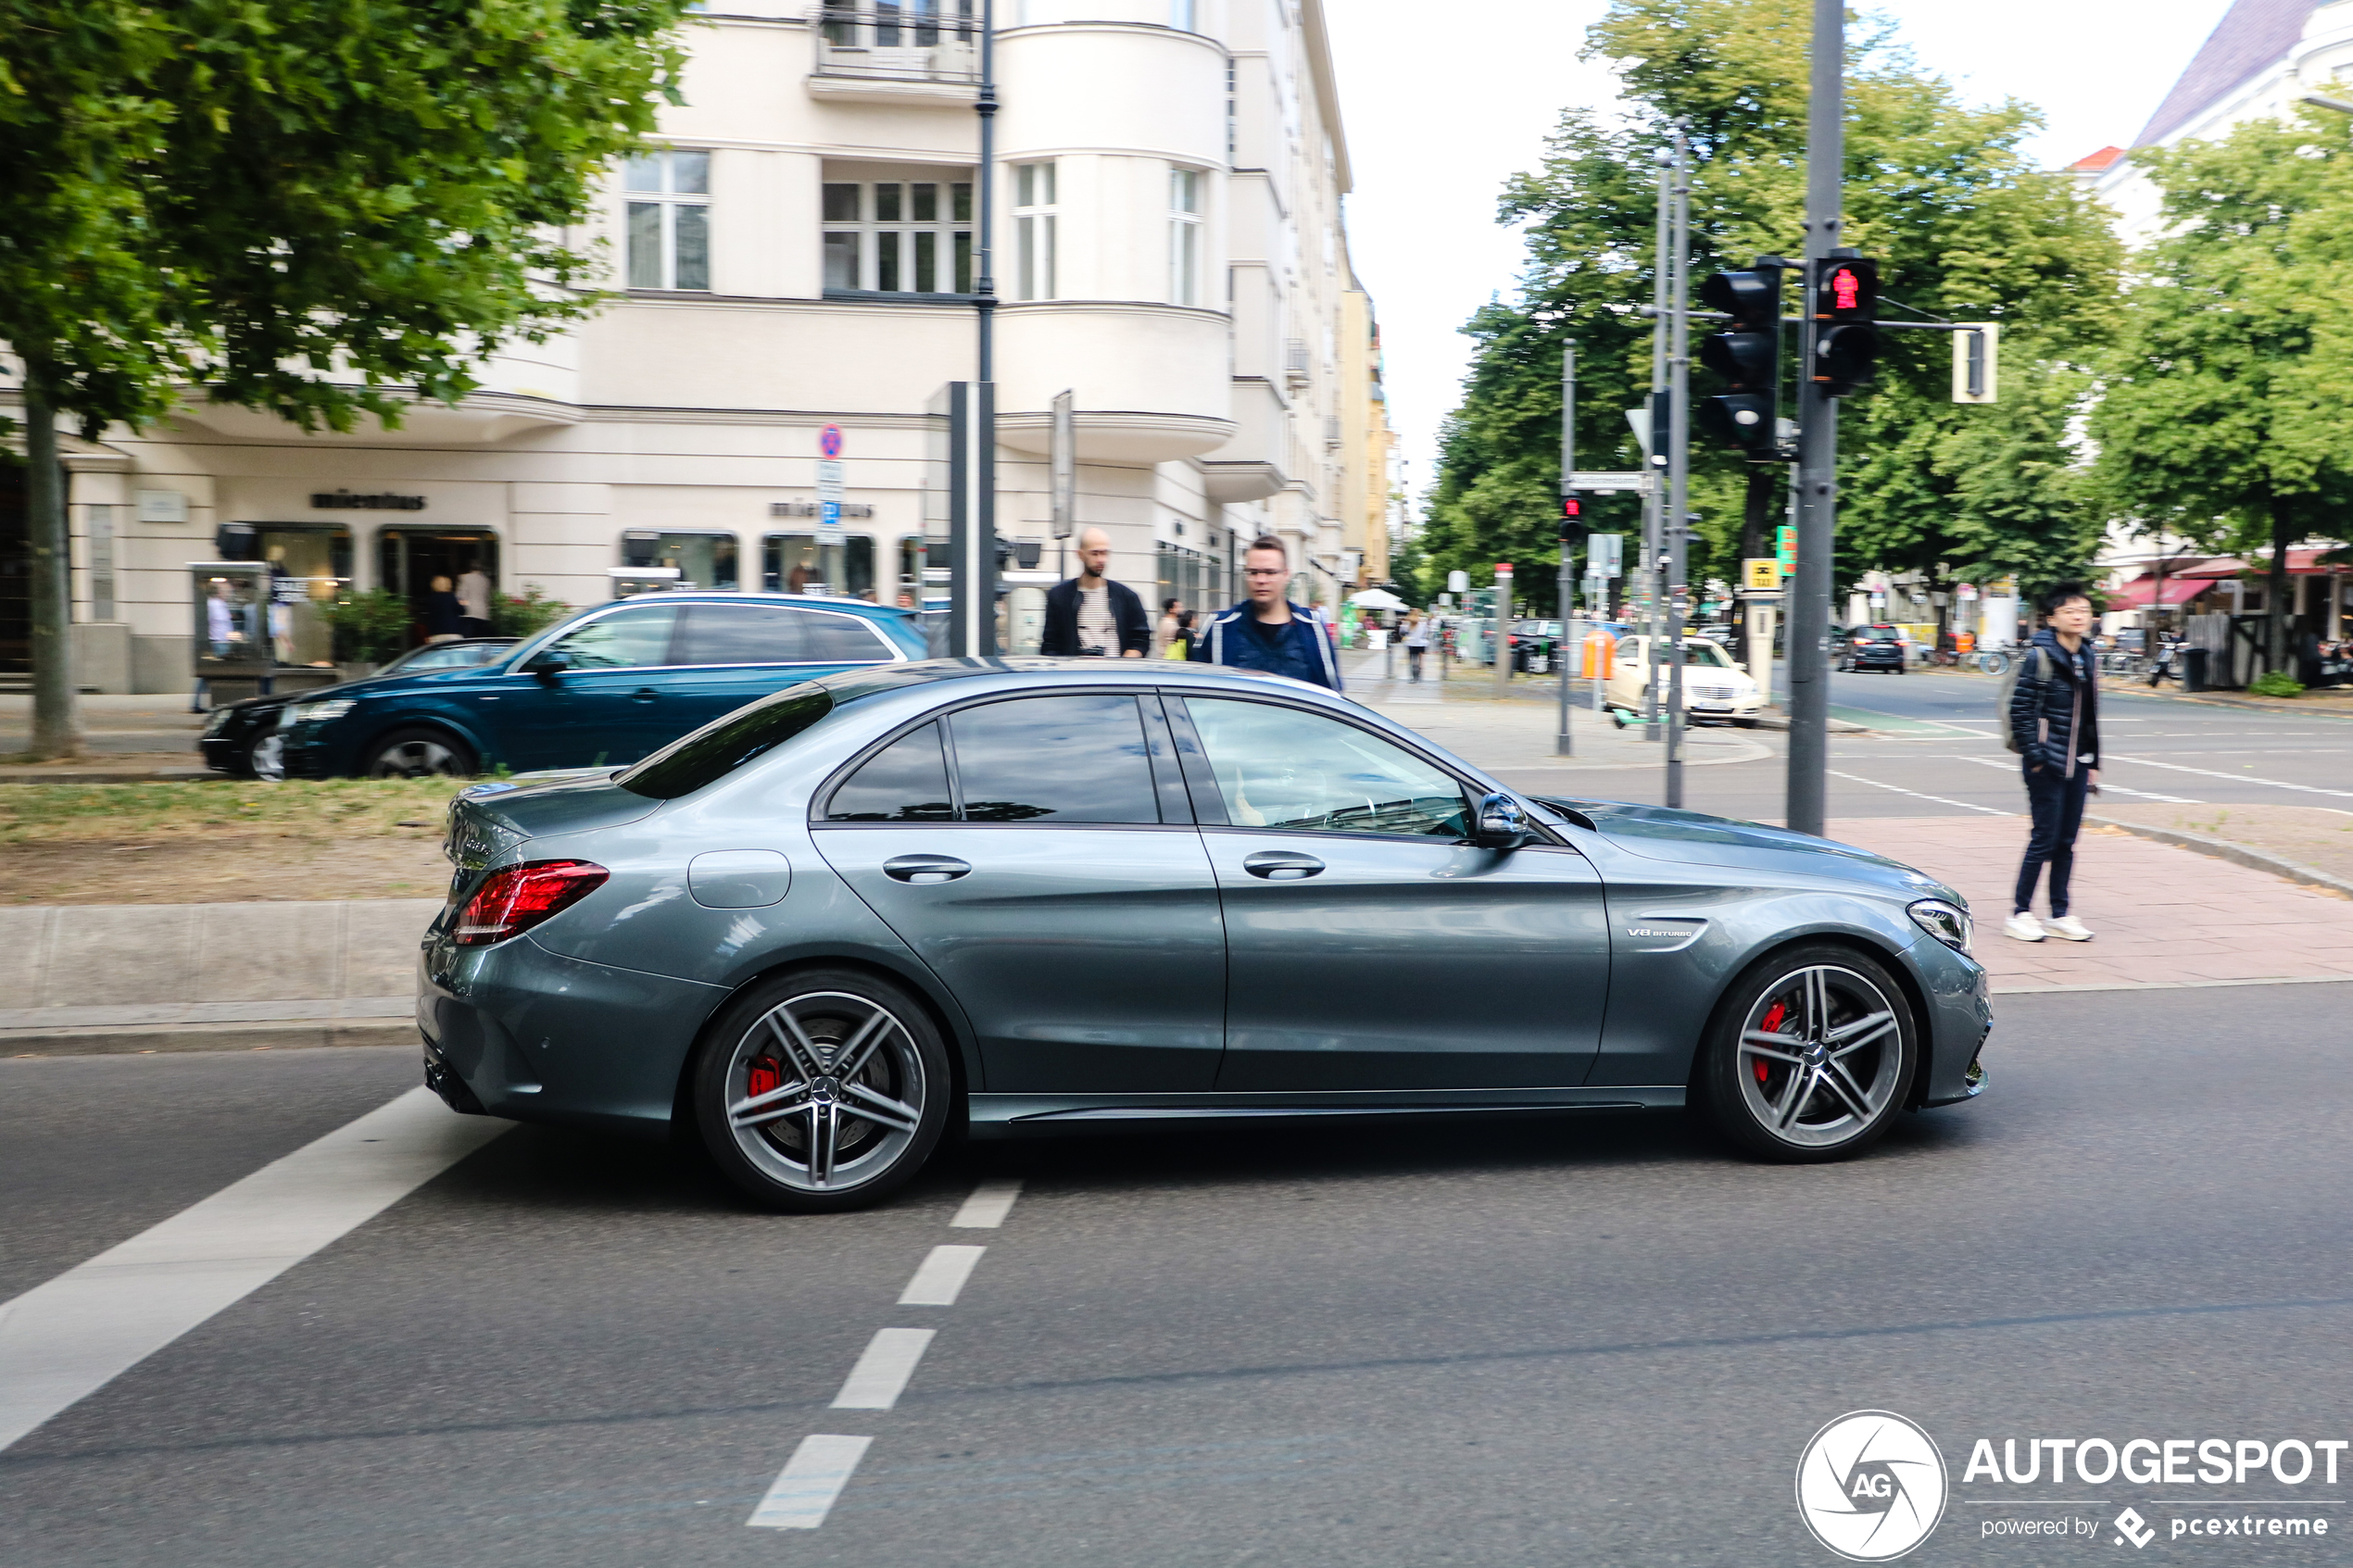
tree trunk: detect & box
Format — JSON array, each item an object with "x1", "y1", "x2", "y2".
[
  {"x1": 23, "y1": 370, "x2": 83, "y2": 761},
  {"x1": 2266, "y1": 505, "x2": 2293, "y2": 677}
]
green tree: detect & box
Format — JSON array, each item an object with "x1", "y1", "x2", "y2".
[
  {"x1": 1, "y1": 0, "x2": 691, "y2": 756},
  {"x1": 2091, "y1": 107, "x2": 2353, "y2": 673},
  {"x1": 1423, "y1": 0, "x2": 2122, "y2": 616}
]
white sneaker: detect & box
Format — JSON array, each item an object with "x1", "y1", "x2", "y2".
[
  {"x1": 2004, "y1": 911, "x2": 2046, "y2": 942},
  {"x1": 2045, "y1": 915, "x2": 2095, "y2": 942}
]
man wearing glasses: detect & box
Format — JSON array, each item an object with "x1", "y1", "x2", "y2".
[{"x1": 1189, "y1": 534, "x2": 1343, "y2": 692}]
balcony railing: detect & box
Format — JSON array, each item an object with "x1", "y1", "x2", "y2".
[{"x1": 812, "y1": 4, "x2": 980, "y2": 86}]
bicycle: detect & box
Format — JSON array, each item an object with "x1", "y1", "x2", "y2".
[{"x1": 1975, "y1": 649, "x2": 2012, "y2": 677}]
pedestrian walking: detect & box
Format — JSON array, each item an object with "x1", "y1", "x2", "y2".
[
  {"x1": 2006, "y1": 582, "x2": 2101, "y2": 943},
  {"x1": 1189, "y1": 535, "x2": 1343, "y2": 692},
  {"x1": 1163, "y1": 609, "x2": 1195, "y2": 659},
  {"x1": 1153, "y1": 597, "x2": 1185, "y2": 658},
  {"x1": 1402, "y1": 609, "x2": 1431, "y2": 683},
  {"x1": 1040, "y1": 526, "x2": 1150, "y2": 657},
  {"x1": 456, "y1": 562, "x2": 494, "y2": 638},
  {"x1": 422, "y1": 575, "x2": 466, "y2": 644}
]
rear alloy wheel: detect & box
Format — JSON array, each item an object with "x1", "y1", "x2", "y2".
[
  {"x1": 694, "y1": 970, "x2": 950, "y2": 1212},
  {"x1": 1701, "y1": 945, "x2": 1915, "y2": 1162},
  {"x1": 360, "y1": 727, "x2": 475, "y2": 779}
]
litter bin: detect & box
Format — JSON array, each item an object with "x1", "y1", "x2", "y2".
[{"x1": 2182, "y1": 646, "x2": 2209, "y2": 692}]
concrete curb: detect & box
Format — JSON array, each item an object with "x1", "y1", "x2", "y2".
[
  {"x1": 2085, "y1": 813, "x2": 2353, "y2": 900},
  {"x1": 1752, "y1": 712, "x2": 1870, "y2": 734},
  {"x1": 3, "y1": 1018, "x2": 417, "y2": 1058}
]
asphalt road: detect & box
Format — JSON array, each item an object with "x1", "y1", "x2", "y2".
[
  {"x1": 7, "y1": 978, "x2": 2353, "y2": 1566},
  {"x1": 1491, "y1": 667, "x2": 2353, "y2": 824}
]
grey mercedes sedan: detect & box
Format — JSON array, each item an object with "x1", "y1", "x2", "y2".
[{"x1": 419, "y1": 660, "x2": 1990, "y2": 1211}]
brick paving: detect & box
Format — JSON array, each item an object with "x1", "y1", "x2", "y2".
[{"x1": 1830, "y1": 815, "x2": 2353, "y2": 993}]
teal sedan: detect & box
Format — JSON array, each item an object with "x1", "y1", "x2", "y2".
[{"x1": 282, "y1": 593, "x2": 928, "y2": 778}]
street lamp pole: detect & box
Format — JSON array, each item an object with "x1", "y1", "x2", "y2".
[
  {"x1": 972, "y1": 0, "x2": 1000, "y2": 652},
  {"x1": 1558, "y1": 340, "x2": 1575, "y2": 756},
  {"x1": 1665, "y1": 124, "x2": 1692, "y2": 809}
]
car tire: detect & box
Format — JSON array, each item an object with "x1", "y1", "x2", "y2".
[
  {"x1": 1697, "y1": 943, "x2": 1917, "y2": 1163},
  {"x1": 246, "y1": 730, "x2": 287, "y2": 783},
  {"x1": 359, "y1": 727, "x2": 476, "y2": 779},
  {"x1": 693, "y1": 968, "x2": 952, "y2": 1213}
]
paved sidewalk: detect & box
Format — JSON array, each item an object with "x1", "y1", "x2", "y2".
[
  {"x1": 1830, "y1": 815, "x2": 2353, "y2": 994},
  {"x1": 2092, "y1": 801, "x2": 2353, "y2": 890}
]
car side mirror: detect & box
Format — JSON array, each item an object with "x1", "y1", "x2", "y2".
[
  {"x1": 522, "y1": 649, "x2": 572, "y2": 677},
  {"x1": 1472, "y1": 791, "x2": 1532, "y2": 851}
]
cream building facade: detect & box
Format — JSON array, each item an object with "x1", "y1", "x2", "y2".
[{"x1": 6, "y1": 0, "x2": 1369, "y2": 690}]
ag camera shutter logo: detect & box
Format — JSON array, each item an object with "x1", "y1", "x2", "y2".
[{"x1": 1795, "y1": 1410, "x2": 1948, "y2": 1561}]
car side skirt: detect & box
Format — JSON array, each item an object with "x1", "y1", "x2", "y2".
[{"x1": 967, "y1": 1085, "x2": 1685, "y2": 1135}]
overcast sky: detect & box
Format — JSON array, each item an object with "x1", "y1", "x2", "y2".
[{"x1": 1322, "y1": 0, "x2": 2237, "y2": 503}]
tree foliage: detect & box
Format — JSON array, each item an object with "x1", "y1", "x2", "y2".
[
  {"x1": 2090, "y1": 108, "x2": 2353, "y2": 669},
  {"x1": 1, "y1": 0, "x2": 693, "y2": 436},
  {"x1": 1421, "y1": 0, "x2": 2122, "y2": 611}
]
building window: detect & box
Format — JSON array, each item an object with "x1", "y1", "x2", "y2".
[
  {"x1": 623, "y1": 530, "x2": 739, "y2": 591},
  {"x1": 1168, "y1": 168, "x2": 1202, "y2": 307},
  {"x1": 1170, "y1": 0, "x2": 1195, "y2": 29},
  {"x1": 823, "y1": 176, "x2": 973, "y2": 295},
  {"x1": 625, "y1": 151, "x2": 711, "y2": 292},
  {"x1": 1013, "y1": 161, "x2": 1056, "y2": 300}
]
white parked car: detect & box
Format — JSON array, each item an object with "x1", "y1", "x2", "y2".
[{"x1": 1604, "y1": 634, "x2": 1766, "y2": 727}]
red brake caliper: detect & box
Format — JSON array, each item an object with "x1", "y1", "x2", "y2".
[
  {"x1": 1755, "y1": 1001, "x2": 1788, "y2": 1082},
  {"x1": 748, "y1": 1058, "x2": 781, "y2": 1098}
]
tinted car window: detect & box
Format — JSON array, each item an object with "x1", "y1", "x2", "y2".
[
  {"x1": 391, "y1": 641, "x2": 512, "y2": 673},
  {"x1": 547, "y1": 605, "x2": 679, "y2": 670},
  {"x1": 799, "y1": 611, "x2": 892, "y2": 662},
  {"x1": 676, "y1": 603, "x2": 807, "y2": 665},
  {"x1": 949, "y1": 695, "x2": 1160, "y2": 824},
  {"x1": 1183, "y1": 698, "x2": 1469, "y2": 839},
  {"x1": 620, "y1": 685, "x2": 834, "y2": 799},
  {"x1": 824, "y1": 722, "x2": 955, "y2": 822}
]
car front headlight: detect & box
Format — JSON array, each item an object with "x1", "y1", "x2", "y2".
[
  {"x1": 202, "y1": 709, "x2": 235, "y2": 736},
  {"x1": 295, "y1": 698, "x2": 357, "y2": 723},
  {"x1": 1907, "y1": 897, "x2": 1971, "y2": 955}
]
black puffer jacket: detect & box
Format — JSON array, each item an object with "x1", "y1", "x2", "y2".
[{"x1": 2007, "y1": 628, "x2": 2099, "y2": 775}]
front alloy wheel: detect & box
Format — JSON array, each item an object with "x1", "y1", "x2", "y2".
[
  {"x1": 1702, "y1": 945, "x2": 1915, "y2": 1161},
  {"x1": 694, "y1": 970, "x2": 950, "y2": 1211}
]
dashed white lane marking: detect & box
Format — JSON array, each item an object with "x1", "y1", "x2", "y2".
[
  {"x1": 950, "y1": 1178, "x2": 1024, "y2": 1228},
  {"x1": 0, "y1": 1087, "x2": 507, "y2": 1454},
  {"x1": 898, "y1": 1245, "x2": 986, "y2": 1307},
  {"x1": 747, "y1": 1433, "x2": 874, "y2": 1528},
  {"x1": 1827, "y1": 768, "x2": 2013, "y2": 816},
  {"x1": 1944, "y1": 753, "x2": 2202, "y2": 803},
  {"x1": 831, "y1": 1327, "x2": 935, "y2": 1410},
  {"x1": 2108, "y1": 755, "x2": 2353, "y2": 798}
]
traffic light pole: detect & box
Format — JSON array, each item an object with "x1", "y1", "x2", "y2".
[
  {"x1": 1665, "y1": 125, "x2": 1692, "y2": 809},
  {"x1": 1644, "y1": 148, "x2": 1671, "y2": 745},
  {"x1": 1557, "y1": 342, "x2": 1576, "y2": 757},
  {"x1": 1787, "y1": 0, "x2": 1843, "y2": 838}
]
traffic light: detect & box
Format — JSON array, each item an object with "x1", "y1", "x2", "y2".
[
  {"x1": 1558, "y1": 495, "x2": 1587, "y2": 546},
  {"x1": 1696, "y1": 259, "x2": 1785, "y2": 458},
  {"x1": 1812, "y1": 251, "x2": 1881, "y2": 397}
]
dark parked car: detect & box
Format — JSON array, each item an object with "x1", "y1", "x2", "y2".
[
  {"x1": 1849, "y1": 624, "x2": 1910, "y2": 674},
  {"x1": 276, "y1": 595, "x2": 925, "y2": 779},
  {"x1": 420, "y1": 659, "x2": 1991, "y2": 1212},
  {"x1": 199, "y1": 638, "x2": 518, "y2": 779}
]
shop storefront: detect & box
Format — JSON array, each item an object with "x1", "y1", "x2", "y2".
[{"x1": 623, "y1": 530, "x2": 738, "y2": 593}]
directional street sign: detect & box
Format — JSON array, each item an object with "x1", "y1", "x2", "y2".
[
  {"x1": 1586, "y1": 533, "x2": 1624, "y2": 578},
  {"x1": 817, "y1": 458, "x2": 847, "y2": 545},
  {"x1": 1568, "y1": 471, "x2": 1653, "y2": 494}
]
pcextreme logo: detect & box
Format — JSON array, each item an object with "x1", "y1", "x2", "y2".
[{"x1": 1796, "y1": 1410, "x2": 1951, "y2": 1562}]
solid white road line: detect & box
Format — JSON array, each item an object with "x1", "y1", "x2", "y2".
[
  {"x1": 0, "y1": 1087, "x2": 507, "y2": 1454},
  {"x1": 898, "y1": 1245, "x2": 986, "y2": 1307},
  {"x1": 1827, "y1": 769, "x2": 2013, "y2": 816},
  {"x1": 746, "y1": 1433, "x2": 874, "y2": 1528},
  {"x1": 2108, "y1": 754, "x2": 2353, "y2": 799},
  {"x1": 950, "y1": 1178, "x2": 1024, "y2": 1229},
  {"x1": 831, "y1": 1327, "x2": 935, "y2": 1410}
]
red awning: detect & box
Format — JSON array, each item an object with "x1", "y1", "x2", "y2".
[
  {"x1": 2176, "y1": 548, "x2": 2348, "y2": 579},
  {"x1": 2103, "y1": 576, "x2": 2213, "y2": 608}
]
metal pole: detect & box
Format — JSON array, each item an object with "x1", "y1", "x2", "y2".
[
  {"x1": 1786, "y1": 0, "x2": 1843, "y2": 837},
  {"x1": 973, "y1": 0, "x2": 999, "y2": 651},
  {"x1": 1665, "y1": 126, "x2": 1691, "y2": 808},
  {"x1": 1494, "y1": 564, "x2": 1513, "y2": 700},
  {"x1": 1643, "y1": 149, "x2": 1671, "y2": 743},
  {"x1": 1557, "y1": 342, "x2": 1576, "y2": 755}
]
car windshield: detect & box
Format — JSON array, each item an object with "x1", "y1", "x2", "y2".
[
  {"x1": 616, "y1": 662, "x2": 999, "y2": 799},
  {"x1": 1676, "y1": 643, "x2": 1732, "y2": 667}
]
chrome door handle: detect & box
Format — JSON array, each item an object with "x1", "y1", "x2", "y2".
[
  {"x1": 883, "y1": 854, "x2": 971, "y2": 884},
  {"x1": 630, "y1": 687, "x2": 661, "y2": 704},
  {"x1": 1242, "y1": 850, "x2": 1325, "y2": 881}
]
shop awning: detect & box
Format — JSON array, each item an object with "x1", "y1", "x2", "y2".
[{"x1": 2103, "y1": 576, "x2": 2213, "y2": 608}]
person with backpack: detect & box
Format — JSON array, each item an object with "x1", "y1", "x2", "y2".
[{"x1": 2003, "y1": 582, "x2": 2101, "y2": 943}]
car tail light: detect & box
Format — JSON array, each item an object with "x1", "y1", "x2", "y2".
[{"x1": 452, "y1": 860, "x2": 609, "y2": 947}]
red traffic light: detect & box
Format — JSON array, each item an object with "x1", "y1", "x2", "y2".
[{"x1": 1563, "y1": 497, "x2": 1582, "y2": 518}]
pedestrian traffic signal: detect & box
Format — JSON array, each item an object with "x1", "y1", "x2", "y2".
[
  {"x1": 1811, "y1": 252, "x2": 1881, "y2": 397},
  {"x1": 1558, "y1": 495, "x2": 1588, "y2": 546},
  {"x1": 1697, "y1": 259, "x2": 1786, "y2": 458}
]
